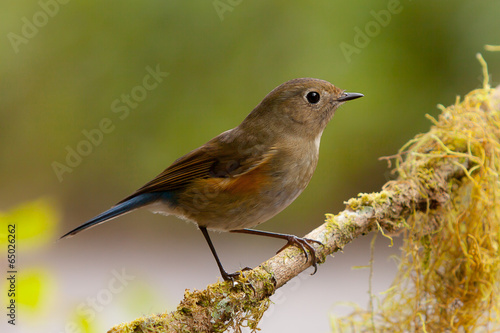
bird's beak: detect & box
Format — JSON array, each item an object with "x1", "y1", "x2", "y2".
[{"x1": 337, "y1": 92, "x2": 364, "y2": 102}]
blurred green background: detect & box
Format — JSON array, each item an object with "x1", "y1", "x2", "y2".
[{"x1": 1, "y1": 0, "x2": 499, "y2": 332}]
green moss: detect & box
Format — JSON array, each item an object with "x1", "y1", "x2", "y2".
[
  {"x1": 332, "y1": 58, "x2": 500, "y2": 332},
  {"x1": 108, "y1": 268, "x2": 275, "y2": 333},
  {"x1": 324, "y1": 212, "x2": 360, "y2": 251},
  {"x1": 346, "y1": 191, "x2": 391, "y2": 211}
]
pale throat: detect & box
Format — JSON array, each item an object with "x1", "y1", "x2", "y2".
[{"x1": 314, "y1": 131, "x2": 323, "y2": 153}]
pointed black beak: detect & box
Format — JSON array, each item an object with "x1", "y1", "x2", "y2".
[{"x1": 337, "y1": 92, "x2": 364, "y2": 102}]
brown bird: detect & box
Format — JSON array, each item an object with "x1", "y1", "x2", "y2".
[{"x1": 61, "y1": 78, "x2": 363, "y2": 281}]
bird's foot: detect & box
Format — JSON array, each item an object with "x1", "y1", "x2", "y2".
[
  {"x1": 276, "y1": 236, "x2": 323, "y2": 274},
  {"x1": 222, "y1": 268, "x2": 256, "y2": 293},
  {"x1": 221, "y1": 267, "x2": 253, "y2": 285}
]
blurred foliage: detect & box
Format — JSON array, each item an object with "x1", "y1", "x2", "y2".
[
  {"x1": 73, "y1": 314, "x2": 94, "y2": 333},
  {"x1": 16, "y1": 268, "x2": 55, "y2": 313},
  {"x1": 0, "y1": 199, "x2": 146, "y2": 333},
  {"x1": 1, "y1": 200, "x2": 58, "y2": 327},
  {"x1": 0, "y1": 198, "x2": 59, "y2": 249}
]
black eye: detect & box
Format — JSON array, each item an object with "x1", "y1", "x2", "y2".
[{"x1": 306, "y1": 91, "x2": 320, "y2": 104}]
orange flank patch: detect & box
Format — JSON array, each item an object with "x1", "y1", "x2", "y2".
[
  {"x1": 223, "y1": 167, "x2": 271, "y2": 194},
  {"x1": 198, "y1": 162, "x2": 272, "y2": 195}
]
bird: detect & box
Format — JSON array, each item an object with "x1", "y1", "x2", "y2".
[{"x1": 61, "y1": 78, "x2": 363, "y2": 281}]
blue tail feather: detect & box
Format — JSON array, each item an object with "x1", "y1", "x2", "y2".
[{"x1": 60, "y1": 193, "x2": 165, "y2": 239}]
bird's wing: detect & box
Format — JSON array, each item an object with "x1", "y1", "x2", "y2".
[{"x1": 117, "y1": 140, "x2": 277, "y2": 203}]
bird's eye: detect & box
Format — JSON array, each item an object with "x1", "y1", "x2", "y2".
[{"x1": 306, "y1": 91, "x2": 320, "y2": 104}]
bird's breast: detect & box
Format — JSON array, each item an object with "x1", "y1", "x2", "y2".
[{"x1": 269, "y1": 144, "x2": 319, "y2": 201}]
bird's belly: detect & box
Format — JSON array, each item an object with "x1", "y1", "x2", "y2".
[
  {"x1": 166, "y1": 156, "x2": 317, "y2": 231},
  {"x1": 178, "y1": 184, "x2": 303, "y2": 231}
]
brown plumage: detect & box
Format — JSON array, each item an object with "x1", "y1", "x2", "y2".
[{"x1": 61, "y1": 78, "x2": 363, "y2": 281}]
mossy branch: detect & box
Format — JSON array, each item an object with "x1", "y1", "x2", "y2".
[{"x1": 109, "y1": 83, "x2": 500, "y2": 333}]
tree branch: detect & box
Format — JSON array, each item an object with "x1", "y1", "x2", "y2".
[{"x1": 109, "y1": 84, "x2": 499, "y2": 333}]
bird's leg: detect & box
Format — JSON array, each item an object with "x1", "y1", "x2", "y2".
[
  {"x1": 200, "y1": 227, "x2": 249, "y2": 282},
  {"x1": 230, "y1": 228, "x2": 323, "y2": 274}
]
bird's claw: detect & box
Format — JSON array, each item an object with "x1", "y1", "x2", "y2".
[
  {"x1": 222, "y1": 271, "x2": 243, "y2": 284},
  {"x1": 222, "y1": 267, "x2": 255, "y2": 292},
  {"x1": 276, "y1": 236, "x2": 323, "y2": 275}
]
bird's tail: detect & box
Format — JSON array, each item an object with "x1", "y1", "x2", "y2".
[{"x1": 60, "y1": 193, "x2": 161, "y2": 239}]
